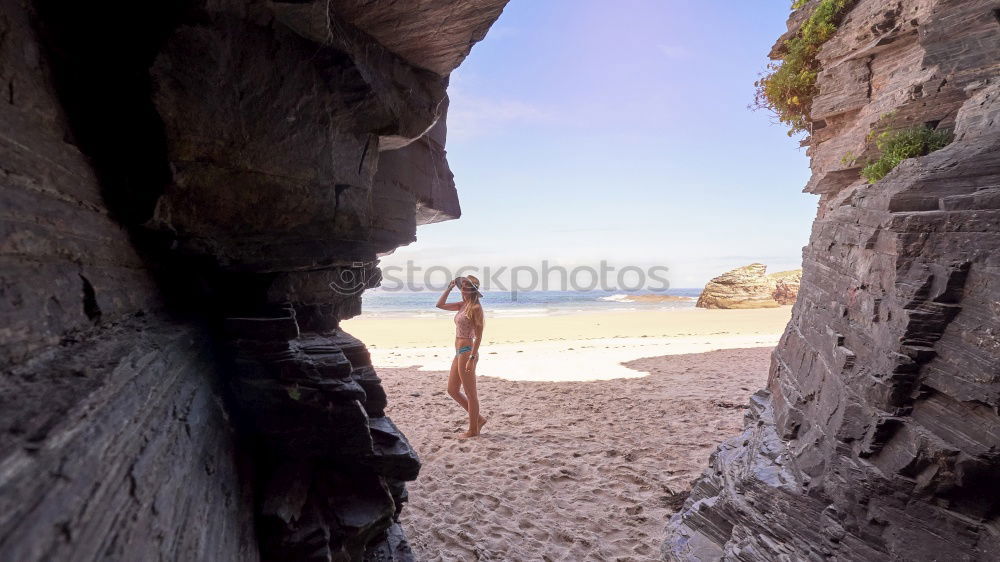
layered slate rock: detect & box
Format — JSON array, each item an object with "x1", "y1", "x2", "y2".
[
  {"x1": 1, "y1": 0, "x2": 505, "y2": 560},
  {"x1": 224, "y1": 309, "x2": 419, "y2": 559},
  {"x1": 667, "y1": 1, "x2": 1000, "y2": 560},
  {"x1": 695, "y1": 264, "x2": 802, "y2": 309},
  {"x1": 0, "y1": 318, "x2": 258, "y2": 561},
  {"x1": 2, "y1": 4, "x2": 256, "y2": 559}
]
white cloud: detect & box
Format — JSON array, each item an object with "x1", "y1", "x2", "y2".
[
  {"x1": 656, "y1": 43, "x2": 691, "y2": 60},
  {"x1": 447, "y1": 95, "x2": 551, "y2": 141},
  {"x1": 445, "y1": 71, "x2": 553, "y2": 141}
]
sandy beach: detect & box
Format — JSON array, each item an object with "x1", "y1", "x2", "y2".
[
  {"x1": 341, "y1": 307, "x2": 790, "y2": 560},
  {"x1": 345, "y1": 308, "x2": 790, "y2": 382}
]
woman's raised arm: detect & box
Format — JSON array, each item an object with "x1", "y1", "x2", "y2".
[{"x1": 436, "y1": 279, "x2": 462, "y2": 310}]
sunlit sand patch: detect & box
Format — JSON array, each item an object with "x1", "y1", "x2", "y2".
[{"x1": 367, "y1": 334, "x2": 780, "y2": 381}]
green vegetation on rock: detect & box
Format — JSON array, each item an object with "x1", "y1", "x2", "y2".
[
  {"x1": 755, "y1": 0, "x2": 855, "y2": 135},
  {"x1": 860, "y1": 126, "x2": 953, "y2": 183}
]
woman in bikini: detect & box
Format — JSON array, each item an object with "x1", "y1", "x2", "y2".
[{"x1": 435, "y1": 275, "x2": 486, "y2": 438}]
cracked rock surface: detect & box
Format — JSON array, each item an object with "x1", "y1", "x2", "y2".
[{"x1": 666, "y1": 1, "x2": 1000, "y2": 560}]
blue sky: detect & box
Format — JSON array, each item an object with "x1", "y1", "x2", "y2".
[{"x1": 380, "y1": 1, "x2": 814, "y2": 290}]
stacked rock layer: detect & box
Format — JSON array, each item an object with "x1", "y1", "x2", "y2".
[{"x1": 667, "y1": 1, "x2": 1000, "y2": 560}]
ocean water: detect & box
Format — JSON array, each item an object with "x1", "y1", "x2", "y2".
[{"x1": 359, "y1": 288, "x2": 703, "y2": 318}]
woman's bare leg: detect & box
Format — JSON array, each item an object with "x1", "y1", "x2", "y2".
[
  {"x1": 458, "y1": 355, "x2": 481, "y2": 438},
  {"x1": 447, "y1": 353, "x2": 486, "y2": 430},
  {"x1": 447, "y1": 355, "x2": 468, "y2": 409}
]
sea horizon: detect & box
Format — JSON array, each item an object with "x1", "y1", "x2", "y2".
[{"x1": 360, "y1": 287, "x2": 704, "y2": 318}]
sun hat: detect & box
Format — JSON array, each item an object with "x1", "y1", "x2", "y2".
[{"x1": 459, "y1": 275, "x2": 484, "y2": 298}]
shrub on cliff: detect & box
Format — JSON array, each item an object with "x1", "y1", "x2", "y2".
[
  {"x1": 860, "y1": 126, "x2": 953, "y2": 183},
  {"x1": 754, "y1": 0, "x2": 856, "y2": 135}
]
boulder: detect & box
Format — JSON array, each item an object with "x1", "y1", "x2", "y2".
[{"x1": 695, "y1": 264, "x2": 802, "y2": 309}]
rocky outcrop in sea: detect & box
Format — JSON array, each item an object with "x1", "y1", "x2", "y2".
[{"x1": 695, "y1": 264, "x2": 802, "y2": 309}]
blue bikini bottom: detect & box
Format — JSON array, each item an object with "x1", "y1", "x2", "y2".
[{"x1": 456, "y1": 345, "x2": 473, "y2": 356}]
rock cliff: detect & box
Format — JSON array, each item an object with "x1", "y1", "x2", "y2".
[
  {"x1": 1, "y1": 1, "x2": 504, "y2": 559},
  {"x1": 696, "y1": 264, "x2": 802, "y2": 309},
  {"x1": 667, "y1": 1, "x2": 1000, "y2": 560}
]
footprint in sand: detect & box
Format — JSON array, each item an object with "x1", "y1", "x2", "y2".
[
  {"x1": 632, "y1": 542, "x2": 653, "y2": 556},
  {"x1": 495, "y1": 503, "x2": 514, "y2": 518},
  {"x1": 475, "y1": 495, "x2": 502, "y2": 510},
  {"x1": 548, "y1": 468, "x2": 576, "y2": 482}
]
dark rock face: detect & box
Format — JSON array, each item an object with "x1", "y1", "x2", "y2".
[
  {"x1": 225, "y1": 313, "x2": 420, "y2": 560},
  {"x1": 1, "y1": 0, "x2": 504, "y2": 559},
  {"x1": 666, "y1": 1, "x2": 1000, "y2": 560},
  {"x1": 1, "y1": 317, "x2": 258, "y2": 561},
  {"x1": 326, "y1": 0, "x2": 507, "y2": 75}
]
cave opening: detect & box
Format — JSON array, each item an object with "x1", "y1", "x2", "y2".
[{"x1": 4, "y1": 0, "x2": 999, "y2": 561}]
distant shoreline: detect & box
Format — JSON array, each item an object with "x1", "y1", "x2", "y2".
[
  {"x1": 359, "y1": 304, "x2": 695, "y2": 319},
  {"x1": 601, "y1": 293, "x2": 696, "y2": 303},
  {"x1": 359, "y1": 288, "x2": 705, "y2": 318}
]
